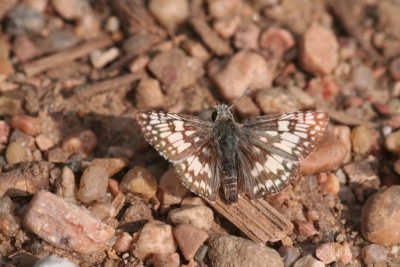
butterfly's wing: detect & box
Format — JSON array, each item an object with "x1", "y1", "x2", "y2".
[
  {"x1": 237, "y1": 111, "x2": 329, "y2": 198},
  {"x1": 136, "y1": 111, "x2": 220, "y2": 201}
]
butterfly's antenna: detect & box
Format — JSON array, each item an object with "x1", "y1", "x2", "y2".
[
  {"x1": 184, "y1": 87, "x2": 214, "y2": 108},
  {"x1": 229, "y1": 87, "x2": 252, "y2": 110}
]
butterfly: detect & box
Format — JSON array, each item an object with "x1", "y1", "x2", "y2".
[{"x1": 136, "y1": 104, "x2": 328, "y2": 203}]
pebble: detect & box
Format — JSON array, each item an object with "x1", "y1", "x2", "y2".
[
  {"x1": 0, "y1": 120, "x2": 10, "y2": 144},
  {"x1": 259, "y1": 27, "x2": 295, "y2": 54},
  {"x1": 134, "y1": 220, "x2": 177, "y2": 261},
  {"x1": 0, "y1": 196, "x2": 14, "y2": 213},
  {"x1": 5, "y1": 141, "x2": 33, "y2": 165},
  {"x1": 351, "y1": 125, "x2": 374, "y2": 156},
  {"x1": 158, "y1": 168, "x2": 189, "y2": 206},
  {"x1": 11, "y1": 114, "x2": 41, "y2": 136},
  {"x1": 234, "y1": 95, "x2": 261, "y2": 118},
  {"x1": 353, "y1": 65, "x2": 375, "y2": 91},
  {"x1": 51, "y1": 0, "x2": 89, "y2": 20},
  {"x1": 23, "y1": 191, "x2": 115, "y2": 253},
  {"x1": 361, "y1": 244, "x2": 388, "y2": 265},
  {"x1": 293, "y1": 255, "x2": 324, "y2": 267},
  {"x1": 384, "y1": 130, "x2": 400, "y2": 155},
  {"x1": 34, "y1": 255, "x2": 77, "y2": 267},
  {"x1": 331, "y1": 125, "x2": 352, "y2": 164},
  {"x1": 208, "y1": 0, "x2": 241, "y2": 19},
  {"x1": 211, "y1": 50, "x2": 272, "y2": 100},
  {"x1": 315, "y1": 242, "x2": 340, "y2": 264},
  {"x1": 233, "y1": 23, "x2": 260, "y2": 50},
  {"x1": 90, "y1": 47, "x2": 120, "y2": 69},
  {"x1": 0, "y1": 96, "x2": 23, "y2": 116},
  {"x1": 389, "y1": 57, "x2": 400, "y2": 80},
  {"x1": 278, "y1": 246, "x2": 300, "y2": 267},
  {"x1": 75, "y1": 12, "x2": 101, "y2": 39},
  {"x1": 0, "y1": 0, "x2": 17, "y2": 20},
  {"x1": 7, "y1": 4, "x2": 45, "y2": 35},
  {"x1": 62, "y1": 130, "x2": 97, "y2": 156},
  {"x1": 300, "y1": 23, "x2": 339, "y2": 75},
  {"x1": 148, "y1": 48, "x2": 203, "y2": 92},
  {"x1": 255, "y1": 88, "x2": 300, "y2": 114},
  {"x1": 340, "y1": 242, "x2": 352, "y2": 264},
  {"x1": 181, "y1": 197, "x2": 207, "y2": 207},
  {"x1": 0, "y1": 161, "x2": 49, "y2": 198},
  {"x1": 149, "y1": 0, "x2": 189, "y2": 32},
  {"x1": 113, "y1": 232, "x2": 133, "y2": 254},
  {"x1": 105, "y1": 16, "x2": 120, "y2": 33},
  {"x1": 168, "y1": 205, "x2": 214, "y2": 230},
  {"x1": 0, "y1": 37, "x2": 14, "y2": 80},
  {"x1": 91, "y1": 157, "x2": 128, "y2": 177},
  {"x1": 45, "y1": 30, "x2": 80, "y2": 53},
  {"x1": 318, "y1": 172, "x2": 340, "y2": 195},
  {"x1": 152, "y1": 253, "x2": 180, "y2": 267},
  {"x1": 297, "y1": 220, "x2": 318, "y2": 237},
  {"x1": 129, "y1": 55, "x2": 150, "y2": 73},
  {"x1": 135, "y1": 78, "x2": 164, "y2": 110},
  {"x1": 120, "y1": 167, "x2": 158, "y2": 199},
  {"x1": 300, "y1": 137, "x2": 347, "y2": 175},
  {"x1": 181, "y1": 40, "x2": 210, "y2": 62},
  {"x1": 213, "y1": 16, "x2": 241, "y2": 39},
  {"x1": 173, "y1": 223, "x2": 209, "y2": 260},
  {"x1": 207, "y1": 234, "x2": 284, "y2": 267},
  {"x1": 77, "y1": 165, "x2": 109, "y2": 203},
  {"x1": 120, "y1": 201, "x2": 153, "y2": 229},
  {"x1": 55, "y1": 166, "x2": 76, "y2": 201},
  {"x1": 361, "y1": 185, "x2": 400, "y2": 245},
  {"x1": 35, "y1": 134, "x2": 57, "y2": 151},
  {"x1": 0, "y1": 212, "x2": 20, "y2": 237}
]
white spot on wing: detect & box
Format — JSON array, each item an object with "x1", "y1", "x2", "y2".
[{"x1": 167, "y1": 132, "x2": 183, "y2": 143}]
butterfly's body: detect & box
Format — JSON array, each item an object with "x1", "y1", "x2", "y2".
[{"x1": 136, "y1": 104, "x2": 328, "y2": 204}]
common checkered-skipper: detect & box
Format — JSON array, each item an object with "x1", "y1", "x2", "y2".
[{"x1": 136, "y1": 105, "x2": 328, "y2": 203}]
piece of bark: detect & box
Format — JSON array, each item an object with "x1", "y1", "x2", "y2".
[
  {"x1": 22, "y1": 35, "x2": 113, "y2": 76},
  {"x1": 190, "y1": 0, "x2": 232, "y2": 56},
  {"x1": 209, "y1": 195, "x2": 293, "y2": 243}
]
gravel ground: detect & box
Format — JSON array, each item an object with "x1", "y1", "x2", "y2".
[{"x1": 1, "y1": 0, "x2": 400, "y2": 266}]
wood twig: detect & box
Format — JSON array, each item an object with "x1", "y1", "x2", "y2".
[
  {"x1": 209, "y1": 195, "x2": 294, "y2": 243},
  {"x1": 22, "y1": 35, "x2": 113, "y2": 76}
]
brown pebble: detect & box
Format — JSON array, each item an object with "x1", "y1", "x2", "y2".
[
  {"x1": 120, "y1": 167, "x2": 158, "y2": 199},
  {"x1": 234, "y1": 96, "x2": 261, "y2": 118},
  {"x1": 213, "y1": 16, "x2": 241, "y2": 39},
  {"x1": 91, "y1": 158, "x2": 128, "y2": 177},
  {"x1": 389, "y1": 57, "x2": 400, "y2": 81},
  {"x1": 62, "y1": 130, "x2": 97, "y2": 156},
  {"x1": 35, "y1": 134, "x2": 56, "y2": 151},
  {"x1": 11, "y1": 114, "x2": 41, "y2": 136},
  {"x1": 77, "y1": 165, "x2": 109, "y2": 203},
  {"x1": 113, "y1": 232, "x2": 133, "y2": 254},
  {"x1": 152, "y1": 252, "x2": 180, "y2": 267},
  {"x1": 300, "y1": 23, "x2": 339, "y2": 75},
  {"x1": 315, "y1": 242, "x2": 339, "y2": 264},
  {"x1": 148, "y1": 0, "x2": 189, "y2": 33},
  {"x1": 108, "y1": 178, "x2": 120, "y2": 197},
  {"x1": 318, "y1": 172, "x2": 340, "y2": 195},
  {"x1": 55, "y1": 166, "x2": 76, "y2": 201},
  {"x1": 120, "y1": 201, "x2": 153, "y2": 230},
  {"x1": 181, "y1": 40, "x2": 210, "y2": 62},
  {"x1": 384, "y1": 130, "x2": 400, "y2": 155},
  {"x1": 233, "y1": 22, "x2": 260, "y2": 50},
  {"x1": 297, "y1": 220, "x2": 318, "y2": 237},
  {"x1": 168, "y1": 205, "x2": 213, "y2": 230},
  {"x1": 351, "y1": 125, "x2": 374, "y2": 156},
  {"x1": 158, "y1": 168, "x2": 189, "y2": 206},
  {"x1": 173, "y1": 223, "x2": 209, "y2": 260},
  {"x1": 0, "y1": 120, "x2": 10, "y2": 144},
  {"x1": 5, "y1": 141, "x2": 33, "y2": 165},
  {"x1": 259, "y1": 27, "x2": 295, "y2": 54},
  {"x1": 0, "y1": 213, "x2": 20, "y2": 237},
  {"x1": 340, "y1": 242, "x2": 352, "y2": 265},
  {"x1": 293, "y1": 254, "x2": 324, "y2": 267},
  {"x1": 135, "y1": 78, "x2": 164, "y2": 110},
  {"x1": 362, "y1": 244, "x2": 387, "y2": 265},
  {"x1": 23, "y1": 191, "x2": 115, "y2": 253},
  {"x1": 181, "y1": 197, "x2": 207, "y2": 207}
]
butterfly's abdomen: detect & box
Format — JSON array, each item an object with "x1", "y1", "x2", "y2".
[{"x1": 215, "y1": 122, "x2": 240, "y2": 203}]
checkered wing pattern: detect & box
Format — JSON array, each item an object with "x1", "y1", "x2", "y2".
[
  {"x1": 136, "y1": 111, "x2": 219, "y2": 200},
  {"x1": 238, "y1": 111, "x2": 329, "y2": 198}
]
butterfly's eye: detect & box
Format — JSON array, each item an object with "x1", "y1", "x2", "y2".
[{"x1": 211, "y1": 111, "x2": 218, "y2": 121}]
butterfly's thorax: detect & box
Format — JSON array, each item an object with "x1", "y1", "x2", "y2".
[{"x1": 213, "y1": 105, "x2": 240, "y2": 203}]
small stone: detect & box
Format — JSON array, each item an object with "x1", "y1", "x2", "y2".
[
  {"x1": 362, "y1": 244, "x2": 388, "y2": 265},
  {"x1": 207, "y1": 234, "x2": 284, "y2": 267},
  {"x1": 340, "y1": 242, "x2": 352, "y2": 265},
  {"x1": 55, "y1": 166, "x2": 76, "y2": 201},
  {"x1": 0, "y1": 196, "x2": 14, "y2": 213},
  {"x1": 5, "y1": 142, "x2": 33, "y2": 165},
  {"x1": 181, "y1": 40, "x2": 210, "y2": 62},
  {"x1": 91, "y1": 158, "x2": 128, "y2": 177},
  {"x1": 0, "y1": 96, "x2": 23, "y2": 116},
  {"x1": 113, "y1": 232, "x2": 133, "y2": 254},
  {"x1": 385, "y1": 130, "x2": 400, "y2": 155},
  {"x1": 353, "y1": 65, "x2": 375, "y2": 91},
  {"x1": 134, "y1": 220, "x2": 177, "y2": 261},
  {"x1": 0, "y1": 213, "x2": 20, "y2": 237},
  {"x1": 260, "y1": 27, "x2": 295, "y2": 55},
  {"x1": 158, "y1": 168, "x2": 189, "y2": 206},
  {"x1": 44, "y1": 30, "x2": 79, "y2": 53},
  {"x1": 7, "y1": 4, "x2": 45, "y2": 35},
  {"x1": 129, "y1": 55, "x2": 150, "y2": 73},
  {"x1": 173, "y1": 224, "x2": 209, "y2": 260},
  {"x1": 105, "y1": 16, "x2": 120, "y2": 33},
  {"x1": 168, "y1": 205, "x2": 213, "y2": 230},
  {"x1": 351, "y1": 125, "x2": 374, "y2": 156},
  {"x1": 35, "y1": 134, "x2": 56, "y2": 151},
  {"x1": 23, "y1": 191, "x2": 114, "y2": 253},
  {"x1": 120, "y1": 167, "x2": 158, "y2": 199},
  {"x1": 61, "y1": 130, "x2": 97, "y2": 156},
  {"x1": 315, "y1": 242, "x2": 339, "y2": 264},
  {"x1": 181, "y1": 197, "x2": 207, "y2": 207},
  {"x1": 77, "y1": 165, "x2": 109, "y2": 203},
  {"x1": 234, "y1": 96, "x2": 261, "y2": 118},
  {"x1": 208, "y1": 0, "x2": 241, "y2": 19},
  {"x1": 149, "y1": 48, "x2": 203, "y2": 92},
  {"x1": 389, "y1": 57, "x2": 400, "y2": 81},
  {"x1": 0, "y1": 161, "x2": 49, "y2": 198},
  {"x1": 135, "y1": 78, "x2": 164, "y2": 110},
  {"x1": 331, "y1": 125, "x2": 352, "y2": 164},
  {"x1": 149, "y1": 0, "x2": 189, "y2": 32},
  {"x1": 361, "y1": 186, "x2": 400, "y2": 245},
  {"x1": 293, "y1": 255, "x2": 324, "y2": 267},
  {"x1": 120, "y1": 201, "x2": 153, "y2": 231},
  {"x1": 300, "y1": 137, "x2": 347, "y2": 175},
  {"x1": 90, "y1": 47, "x2": 120, "y2": 69},
  {"x1": 33, "y1": 255, "x2": 77, "y2": 267},
  {"x1": 51, "y1": 0, "x2": 89, "y2": 20},
  {"x1": 11, "y1": 114, "x2": 41, "y2": 136},
  {"x1": 318, "y1": 172, "x2": 340, "y2": 195},
  {"x1": 152, "y1": 253, "x2": 180, "y2": 267},
  {"x1": 0, "y1": 120, "x2": 10, "y2": 144},
  {"x1": 278, "y1": 246, "x2": 300, "y2": 267},
  {"x1": 75, "y1": 12, "x2": 101, "y2": 39},
  {"x1": 0, "y1": 0, "x2": 17, "y2": 20},
  {"x1": 108, "y1": 178, "x2": 120, "y2": 197},
  {"x1": 211, "y1": 50, "x2": 272, "y2": 101},
  {"x1": 300, "y1": 23, "x2": 339, "y2": 75},
  {"x1": 233, "y1": 23, "x2": 260, "y2": 50},
  {"x1": 297, "y1": 220, "x2": 318, "y2": 237},
  {"x1": 255, "y1": 88, "x2": 300, "y2": 114},
  {"x1": 213, "y1": 16, "x2": 241, "y2": 39}
]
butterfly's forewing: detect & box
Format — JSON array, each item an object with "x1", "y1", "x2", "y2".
[
  {"x1": 238, "y1": 111, "x2": 329, "y2": 198},
  {"x1": 136, "y1": 111, "x2": 219, "y2": 201}
]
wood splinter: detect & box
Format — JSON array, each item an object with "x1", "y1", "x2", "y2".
[{"x1": 209, "y1": 195, "x2": 294, "y2": 244}]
